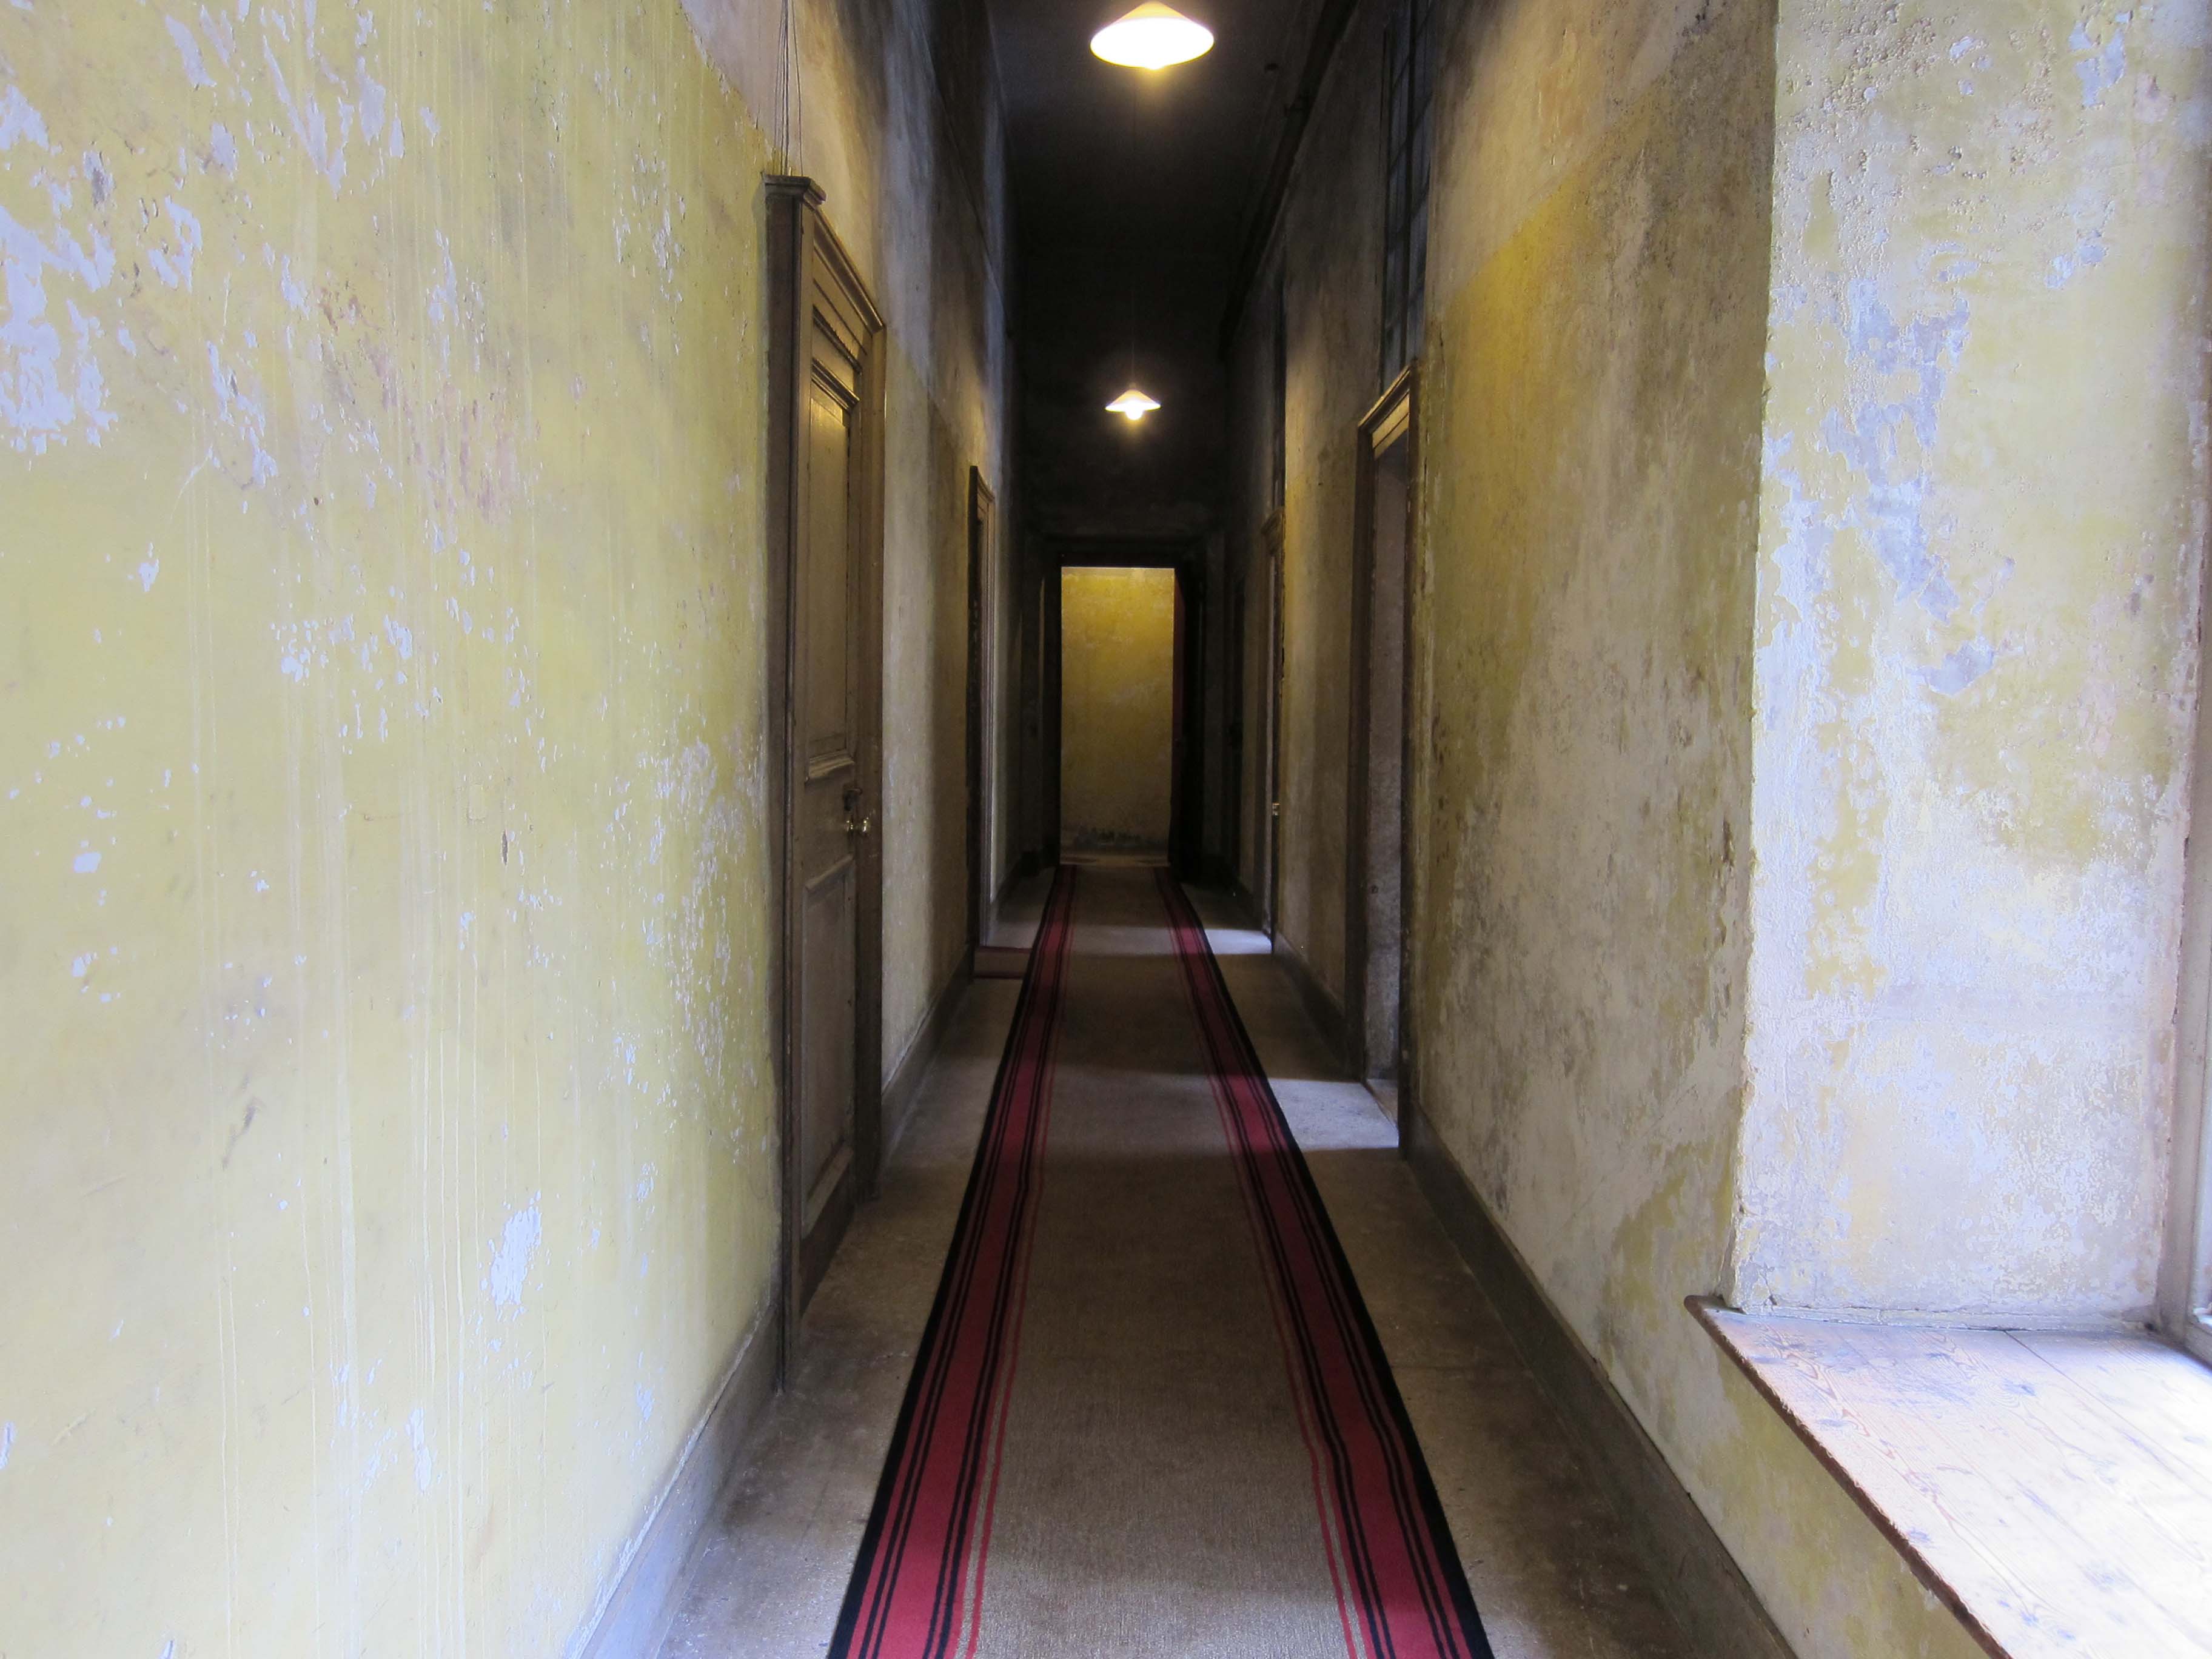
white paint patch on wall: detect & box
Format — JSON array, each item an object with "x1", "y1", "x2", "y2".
[
  {"x1": 486, "y1": 1204, "x2": 543, "y2": 1312},
  {"x1": 0, "y1": 84, "x2": 47, "y2": 149},
  {"x1": 163, "y1": 16, "x2": 214, "y2": 89},
  {"x1": 0, "y1": 188, "x2": 118, "y2": 451}
]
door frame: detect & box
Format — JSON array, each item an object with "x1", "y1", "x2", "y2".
[
  {"x1": 1046, "y1": 537, "x2": 1205, "y2": 871},
  {"x1": 1344, "y1": 365, "x2": 1418, "y2": 1096},
  {"x1": 966, "y1": 468, "x2": 999, "y2": 959},
  {"x1": 1262, "y1": 511, "x2": 1286, "y2": 940},
  {"x1": 765, "y1": 175, "x2": 886, "y2": 1379},
  {"x1": 1225, "y1": 569, "x2": 1248, "y2": 888}
]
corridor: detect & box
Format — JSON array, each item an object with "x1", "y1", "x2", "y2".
[
  {"x1": 9, "y1": 0, "x2": 2212, "y2": 1655},
  {"x1": 656, "y1": 867, "x2": 1684, "y2": 1658}
]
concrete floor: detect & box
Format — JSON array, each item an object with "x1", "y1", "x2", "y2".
[{"x1": 656, "y1": 877, "x2": 1691, "y2": 1658}]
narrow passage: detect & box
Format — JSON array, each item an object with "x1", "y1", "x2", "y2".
[
  {"x1": 660, "y1": 867, "x2": 1689, "y2": 1659},
  {"x1": 833, "y1": 864, "x2": 1484, "y2": 1657}
]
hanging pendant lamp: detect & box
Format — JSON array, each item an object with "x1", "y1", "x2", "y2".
[
  {"x1": 1106, "y1": 387, "x2": 1162, "y2": 421},
  {"x1": 1090, "y1": 3, "x2": 1215, "y2": 70}
]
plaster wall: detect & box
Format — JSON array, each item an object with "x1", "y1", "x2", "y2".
[
  {"x1": 1225, "y1": 267, "x2": 1276, "y2": 910},
  {"x1": 753, "y1": 0, "x2": 1011, "y2": 1074},
  {"x1": 1732, "y1": 0, "x2": 2212, "y2": 1324},
  {"x1": 0, "y1": 2, "x2": 1004, "y2": 1655},
  {"x1": 1059, "y1": 566, "x2": 1175, "y2": 854},
  {"x1": 1398, "y1": 1, "x2": 1986, "y2": 1652},
  {"x1": 1232, "y1": 8, "x2": 1390, "y2": 1000}
]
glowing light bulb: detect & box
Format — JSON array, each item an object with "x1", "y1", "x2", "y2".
[
  {"x1": 1090, "y1": 3, "x2": 1214, "y2": 70},
  {"x1": 1107, "y1": 387, "x2": 1162, "y2": 421}
]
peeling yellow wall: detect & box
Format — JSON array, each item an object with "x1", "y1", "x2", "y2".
[
  {"x1": 0, "y1": 1, "x2": 1004, "y2": 1654},
  {"x1": 1399, "y1": 1, "x2": 1995, "y2": 1654},
  {"x1": 1733, "y1": 0, "x2": 2210, "y2": 1324},
  {"x1": 1061, "y1": 566, "x2": 1175, "y2": 854},
  {"x1": 1235, "y1": 0, "x2": 2212, "y2": 1652}
]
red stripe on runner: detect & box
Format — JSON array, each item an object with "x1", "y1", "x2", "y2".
[
  {"x1": 1156, "y1": 870, "x2": 1495, "y2": 1659},
  {"x1": 830, "y1": 869, "x2": 1081, "y2": 1659}
]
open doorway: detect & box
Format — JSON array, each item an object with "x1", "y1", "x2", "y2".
[
  {"x1": 1059, "y1": 566, "x2": 1178, "y2": 860},
  {"x1": 1347, "y1": 368, "x2": 1416, "y2": 1111},
  {"x1": 1045, "y1": 541, "x2": 1207, "y2": 870}
]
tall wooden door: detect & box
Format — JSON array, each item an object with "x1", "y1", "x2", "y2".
[
  {"x1": 769, "y1": 178, "x2": 884, "y2": 1341},
  {"x1": 796, "y1": 308, "x2": 865, "y2": 1299},
  {"x1": 1264, "y1": 512, "x2": 1287, "y2": 939},
  {"x1": 967, "y1": 472, "x2": 1002, "y2": 959}
]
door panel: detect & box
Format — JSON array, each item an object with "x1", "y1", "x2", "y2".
[
  {"x1": 794, "y1": 297, "x2": 866, "y2": 1305},
  {"x1": 805, "y1": 362, "x2": 859, "y2": 766},
  {"x1": 799, "y1": 857, "x2": 857, "y2": 1221}
]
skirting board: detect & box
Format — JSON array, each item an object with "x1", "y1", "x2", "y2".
[
  {"x1": 572, "y1": 1310, "x2": 780, "y2": 1659},
  {"x1": 1222, "y1": 879, "x2": 1264, "y2": 932},
  {"x1": 881, "y1": 957, "x2": 970, "y2": 1164},
  {"x1": 1275, "y1": 931, "x2": 1350, "y2": 1076},
  {"x1": 1404, "y1": 1104, "x2": 1797, "y2": 1659}
]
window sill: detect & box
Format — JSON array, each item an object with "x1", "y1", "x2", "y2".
[{"x1": 1691, "y1": 1296, "x2": 2212, "y2": 1658}]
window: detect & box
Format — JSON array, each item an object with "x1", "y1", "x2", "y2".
[{"x1": 1381, "y1": 0, "x2": 1435, "y2": 383}]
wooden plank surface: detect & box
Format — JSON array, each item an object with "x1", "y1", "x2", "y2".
[{"x1": 1694, "y1": 1300, "x2": 2212, "y2": 1658}]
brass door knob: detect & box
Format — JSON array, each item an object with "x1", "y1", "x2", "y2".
[{"x1": 845, "y1": 815, "x2": 874, "y2": 836}]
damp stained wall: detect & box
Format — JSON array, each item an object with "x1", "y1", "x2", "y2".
[
  {"x1": 1731, "y1": 0, "x2": 2212, "y2": 1326},
  {"x1": 1248, "y1": 6, "x2": 1390, "y2": 1008},
  {"x1": 0, "y1": 1, "x2": 1005, "y2": 1654},
  {"x1": 1412, "y1": 4, "x2": 1998, "y2": 1650},
  {"x1": 1059, "y1": 566, "x2": 1175, "y2": 854},
  {"x1": 1236, "y1": 0, "x2": 2212, "y2": 1653}
]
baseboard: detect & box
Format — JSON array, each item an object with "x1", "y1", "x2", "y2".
[
  {"x1": 571, "y1": 1310, "x2": 780, "y2": 1659},
  {"x1": 1221, "y1": 879, "x2": 1264, "y2": 932},
  {"x1": 1404, "y1": 1104, "x2": 1796, "y2": 1659},
  {"x1": 1275, "y1": 933, "x2": 1350, "y2": 1076},
  {"x1": 882, "y1": 957, "x2": 969, "y2": 1161}
]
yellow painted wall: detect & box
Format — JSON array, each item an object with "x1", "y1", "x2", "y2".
[
  {"x1": 1236, "y1": 0, "x2": 2211, "y2": 1654},
  {"x1": 1061, "y1": 566, "x2": 1175, "y2": 854},
  {"x1": 1732, "y1": 0, "x2": 2208, "y2": 1326},
  {"x1": 0, "y1": 1, "x2": 1004, "y2": 1654}
]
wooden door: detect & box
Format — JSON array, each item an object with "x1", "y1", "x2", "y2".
[
  {"x1": 967, "y1": 472, "x2": 1002, "y2": 958},
  {"x1": 796, "y1": 310, "x2": 865, "y2": 1296},
  {"x1": 769, "y1": 178, "x2": 885, "y2": 1341},
  {"x1": 1225, "y1": 574, "x2": 1247, "y2": 883},
  {"x1": 1264, "y1": 513, "x2": 1287, "y2": 940},
  {"x1": 1349, "y1": 367, "x2": 1418, "y2": 1127}
]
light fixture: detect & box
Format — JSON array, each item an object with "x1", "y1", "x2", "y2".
[
  {"x1": 1107, "y1": 387, "x2": 1162, "y2": 421},
  {"x1": 1090, "y1": 3, "x2": 1214, "y2": 70}
]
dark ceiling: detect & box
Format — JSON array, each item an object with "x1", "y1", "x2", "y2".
[{"x1": 987, "y1": 0, "x2": 1325, "y2": 542}]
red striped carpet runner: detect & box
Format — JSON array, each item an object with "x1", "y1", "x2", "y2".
[{"x1": 829, "y1": 865, "x2": 1492, "y2": 1659}]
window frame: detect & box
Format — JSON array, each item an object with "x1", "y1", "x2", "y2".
[{"x1": 2165, "y1": 553, "x2": 2212, "y2": 1365}]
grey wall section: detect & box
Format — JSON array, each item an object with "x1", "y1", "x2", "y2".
[{"x1": 1225, "y1": 5, "x2": 1388, "y2": 988}]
